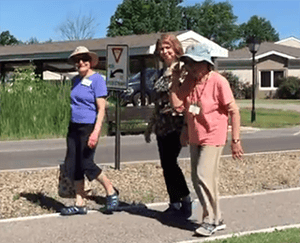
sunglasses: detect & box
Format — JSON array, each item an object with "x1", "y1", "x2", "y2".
[
  {"x1": 183, "y1": 58, "x2": 195, "y2": 67},
  {"x1": 74, "y1": 55, "x2": 91, "y2": 64}
]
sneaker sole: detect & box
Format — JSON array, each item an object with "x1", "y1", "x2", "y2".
[
  {"x1": 195, "y1": 229, "x2": 213, "y2": 237},
  {"x1": 195, "y1": 223, "x2": 226, "y2": 236},
  {"x1": 215, "y1": 224, "x2": 226, "y2": 231}
]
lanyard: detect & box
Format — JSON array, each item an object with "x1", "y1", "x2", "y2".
[{"x1": 190, "y1": 72, "x2": 210, "y2": 104}]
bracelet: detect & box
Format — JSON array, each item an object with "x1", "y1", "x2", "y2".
[{"x1": 232, "y1": 139, "x2": 240, "y2": 144}]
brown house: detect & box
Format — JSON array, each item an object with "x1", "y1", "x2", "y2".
[
  {"x1": 217, "y1": 37, "x2": 300, "y2": 98},
  {"x1": 0, "y1": 30, "x2": 227, "y2": 82}
]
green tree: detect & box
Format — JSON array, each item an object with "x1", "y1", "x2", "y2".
[
  {"x1": 182, "y1": 0, "x2": 239, "y2": 49},
  {"x1": 26, "y1": 37, "x2": 39, "y2": 45},
  {"x1": 238, "y1": 15, "x2": 279, "y2": 47},
  {"x1": 0, "y1": 31, "x2": 19, "y2": 46},
  {"x1": 107, "y1": 0, "x2": 183, "y2": 37}
]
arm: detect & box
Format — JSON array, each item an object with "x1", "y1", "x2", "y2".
[
  {"x1": 228, "y1": 100, "x2": 244, "y2": 160},
  {"x1": 144, "y1": 108, "x2": 157, "y2": 143},
  {"x1": 180, "y1": 113, "x2": 189, "y2": 147},
  {"x1": 169, "y1": 71, "x2": 193, "y2": 112},
  {"x1": 169, "y1": 88, "x2": 185, "y2": 113},
  {"x1": 87, "y1": 97, "x2": 106, "y2": 149}
]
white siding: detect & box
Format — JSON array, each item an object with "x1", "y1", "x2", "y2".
[{"x1": 288, "y1": 69, "x2": 300, "y2": 77}]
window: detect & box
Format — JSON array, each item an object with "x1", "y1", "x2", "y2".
[
  {"x1": 260, "y1": 70, "x2": 284, "y2": 89},
  {"x1": 274, "y1": 71, "x2": 284, "y2": 87},
  {"x1": 261, "y1": 71, "x2": 271, "y2": 88}
]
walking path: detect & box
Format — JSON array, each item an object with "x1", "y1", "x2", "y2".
[
  {"x1": 1, "y1": 188, "x2": 300, "y2": 243},
  {"x1": 1, "y1": 102, "x2": 299, "y2": 242}
]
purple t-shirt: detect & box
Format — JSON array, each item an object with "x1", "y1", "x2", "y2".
[{"x1": 70, "y1": 73, "x2": 107, "y2": 124}]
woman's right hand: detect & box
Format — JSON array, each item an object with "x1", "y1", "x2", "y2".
[{"x1": 144, "y1": 130, "x2": 151, "y2": 143}]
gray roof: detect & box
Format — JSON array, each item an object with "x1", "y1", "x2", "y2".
[
  {"x1": 223, "y1": 42, "x2": 300, "y2": 60},
  {"x1": 0, "y1": 30, "x2": 229, "y2": 63},
  {"x1": 0, "y1": 31, "x2": 187, "y2": 62}
]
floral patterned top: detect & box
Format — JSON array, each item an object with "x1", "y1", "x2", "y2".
[{"x1": 146, "y1": 62, "x2": 186, "y2": 137}]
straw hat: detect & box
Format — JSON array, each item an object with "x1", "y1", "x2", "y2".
[
  {"x1": 180, "y1": 44, "x2": 214, "y2": 66},
  {"x1": 68, "y1": 46, "x2": 99, "y2": 68}
]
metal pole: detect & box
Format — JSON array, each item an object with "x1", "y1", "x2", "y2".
[
  {"x1": 251, "y1": 51, "x2": 256, "y2": 123},
  {"x1": 115, "y1": 91, "x2": 121, "y2": 170}
]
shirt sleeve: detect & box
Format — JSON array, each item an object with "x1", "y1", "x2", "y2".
[
  {"x1": 93, "y1": 74, "x2": 107, "y2": 98},
  {"x1": 217, "y1": 75, "x2": 234, "y2": 106}
]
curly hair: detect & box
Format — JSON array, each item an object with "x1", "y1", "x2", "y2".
[{"x1": 154, "y1": 34, "x2": 183, "y2": 62}]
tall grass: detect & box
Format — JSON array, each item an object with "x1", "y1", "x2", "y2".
[{"x1": 0, "y1": 66, "x2": 71, "y2": 140}]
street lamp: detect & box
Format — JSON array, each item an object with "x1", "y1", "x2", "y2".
[{"x1": 247, "y1": 36, "x2": 261, "y2": 123}]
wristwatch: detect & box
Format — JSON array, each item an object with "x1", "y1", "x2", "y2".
[{"x1": 232, "y1": 139, "x2": 240, "y2": 144}]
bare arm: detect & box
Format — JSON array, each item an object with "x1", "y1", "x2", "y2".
[
  {"x1": 169, "y1": 87, "x2": 185, "y2": 113},
  {"x1": 87, "y1": 97, "x2": 106, "y2": 149},
  {"x1": 228, "y1": 100, "x2": 244, "y2": 160}
]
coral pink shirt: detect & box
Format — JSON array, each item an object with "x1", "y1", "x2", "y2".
[{"x1": 184, "y1": 72, "x2": 234, "y2": 146}]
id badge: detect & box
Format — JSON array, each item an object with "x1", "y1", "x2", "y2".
[
  {"x1": 189, "y1": 104, "x2": 200, "y2": 115},
  {"x1": 81, "y1": 78, "x2": 92, "y2": 86}
]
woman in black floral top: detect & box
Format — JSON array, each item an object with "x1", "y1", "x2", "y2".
[{"x1": 144, "y1": 34, "x2": 191, "y2": 216}]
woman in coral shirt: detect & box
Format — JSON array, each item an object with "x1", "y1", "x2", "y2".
[{"x1": 170, "y1": 43, "x2": 244, "y2": 237}]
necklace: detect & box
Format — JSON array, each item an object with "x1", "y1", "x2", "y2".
[{"x1": 194, "y1": 70, "x2": 211, "y2": 85}]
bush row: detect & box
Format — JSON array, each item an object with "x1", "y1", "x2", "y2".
[{"x1": 275, "y1": 76, "x2": 300, "y2": 99}]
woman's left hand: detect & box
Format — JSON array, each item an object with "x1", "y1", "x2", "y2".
[
  {"x1": 231, "y1": 142, "x2": 244, "y2": 160},
  {"x1": 88, "y1": 131, "x2": 99, "y2": 149}
]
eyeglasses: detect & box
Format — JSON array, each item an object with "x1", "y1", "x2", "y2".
[{"x1": 74, "y1": 55, "x2": 91, "y2": 63}]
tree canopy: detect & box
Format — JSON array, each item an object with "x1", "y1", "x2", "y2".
[
  {"x1": 107, "y1": 0, "x2": 280, "y2": 50},
  {"x1": 238, "y1": 15, "x2": 280, "y2": 47},
  {"x1": 107, "y1": 0, "x2": 183, "y2": 37},
  {"x1": 0, "y1": 31, "x2": 19, "y2": 46},
  {"x1": 182, "y1": 0, "x2": 239, "y2": 49}
]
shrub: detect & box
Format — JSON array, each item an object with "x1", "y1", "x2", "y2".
[
  {"x1": 220, "y1": 71, "x2": 252, "y2": 99},
  {"x1": 275, "y1": 76, "x2": 300, "y2": 99}
]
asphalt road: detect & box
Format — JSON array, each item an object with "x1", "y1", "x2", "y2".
[{"x1": 0, "y1": 126, "x2": 299, "y2": 170}]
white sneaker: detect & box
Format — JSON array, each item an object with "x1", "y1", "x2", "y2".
[
  {"x1": 195, "y1": 223, "x2": 217, "y2": 236},
  {"x1": 195, "y1": 220, "x2": 226, "y2": 237},
  {"x1": 214, "y1": 220, "x2": 226, "y2": 231}
]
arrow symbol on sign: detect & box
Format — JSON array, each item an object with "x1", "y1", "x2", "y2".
[{"x1": 110, "y1": 69, "x2": 123, "y2": 78}]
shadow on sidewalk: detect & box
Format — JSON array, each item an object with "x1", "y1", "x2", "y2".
[
  {"x1": 116, "y1": 203, "x2": 200, "y2": 232},
  {"x1": 20, "y1": 193, "x2": 199, "y2": 232},
  {"x1": 83, "y1": 195, "x2": 200, "y2": 232}
]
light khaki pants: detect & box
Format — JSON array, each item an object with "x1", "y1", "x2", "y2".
[{"x1": 190, "y1": 144, "x2": 224, "y2": 224}]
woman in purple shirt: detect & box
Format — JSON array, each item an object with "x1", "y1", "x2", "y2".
[{"x1": 60, "y1": 46, "x2": 119, "y2": 215}]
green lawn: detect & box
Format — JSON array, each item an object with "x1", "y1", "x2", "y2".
[
  {"x1": 206, "y1": 228, "x2": 300, "y2": 243},
  {"x1": 240, "y1": 108, "x2": 300, "y2": 128},
  {"x1": 236, "y1": 99, "x2": 300, "y2": 105}
]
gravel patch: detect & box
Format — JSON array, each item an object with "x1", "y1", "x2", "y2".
[{"x1": 0, "y1": 151, "x2": 299, "y2": 220}]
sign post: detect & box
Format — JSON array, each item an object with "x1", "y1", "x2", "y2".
[{"x1": 106, "y1": 45, "x2": 129, "y2": 170}]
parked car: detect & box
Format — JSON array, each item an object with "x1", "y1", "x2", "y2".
[{"x1": 119, "y1": 68, "x2": 162, "y2": 106}]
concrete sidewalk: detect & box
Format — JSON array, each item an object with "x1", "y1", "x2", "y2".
[{"x1": 1, "y1": 188, "x2": 300, "y2": 243}]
